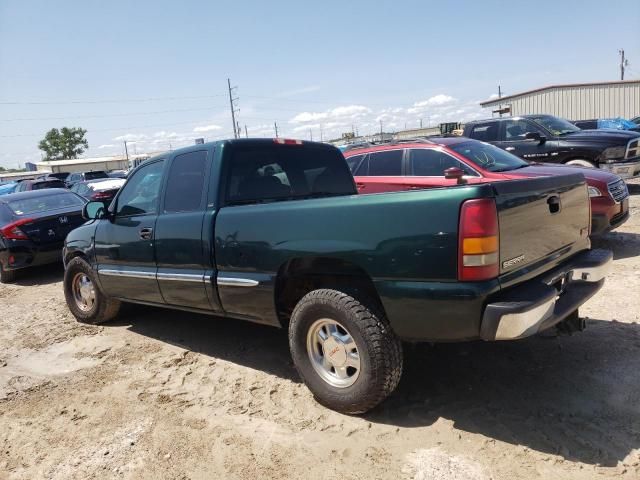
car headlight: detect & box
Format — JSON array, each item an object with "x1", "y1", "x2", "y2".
[
  {"x1": 588, "y1": 186, "x2": 602, "y2": 197},
  {"x1": 602, "y1": 146, "x2": 626, "y2": 160}
]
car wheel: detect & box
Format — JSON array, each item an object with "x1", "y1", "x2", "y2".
[
  {"x1": 565, "y1": 158, "x2": 597, "y2": 168},
  {"x1": 0, "y1": 264, "x2": 17, "y2": 283},
  {"x1": 64, "y1": 257, "x2": 120, "y2": 324},
  {"x1": 288, "y1": 289, "x2": 403, "y2": 414}
]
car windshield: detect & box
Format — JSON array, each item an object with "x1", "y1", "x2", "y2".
[
  {"x1": 530, "y1": 115, "x2": 580, "y2": 135},
  {"x1": 450, "y1": 141, "x2": 529, "y2": 173},
  {"x1": 7, "y1": 192, "x2": 84, "y2": 216},
  {"x1": 84, "y1": 171, "x2": 109, "y2": 180}
]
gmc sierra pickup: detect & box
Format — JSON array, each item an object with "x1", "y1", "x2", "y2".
[{"x1": 62, "y1": 138, "x2": 612, "y2": 413}]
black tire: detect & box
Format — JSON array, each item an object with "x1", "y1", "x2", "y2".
[
  {"x1": 288, "y1": 289, "x2": 403, "y2": 414},
  {"x1": 64, "y1": 256, "x2": 121, "y2": 324},
  {"x1": 0, "y1": 264, "x2": 17, "y2": 283}
]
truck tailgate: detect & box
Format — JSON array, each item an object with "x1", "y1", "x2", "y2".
[{"x1": 493, "y1": 174, "x2": 590, "y2": 281}]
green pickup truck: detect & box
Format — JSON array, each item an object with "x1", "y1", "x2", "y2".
[{"x1": 62, "y1": 138, "x2": 612, "y2": 413}]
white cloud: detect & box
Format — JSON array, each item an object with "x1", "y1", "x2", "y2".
[
  {"x1": 413, "y1": 94, "x2": 456, "y2": 107},
  {"x1": 114, "y1": 133, "x2": 148, "y2": 142},
  {"x1": 277, "y1": 85, "x2": 321, "y2": 97},
  {"x1": 97, "y1": 144, "x2": 115, "y2": 149},
  {"x1": 153, "y1": 131, "x2": 179, "y2": 138},
  {"x1": 289, "y1": 105, "x2": 371, "y2": 124}
]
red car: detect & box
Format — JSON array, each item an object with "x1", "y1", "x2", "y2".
[{"x1": 344, "y1": 137, "x2": 630, "y2": 236}]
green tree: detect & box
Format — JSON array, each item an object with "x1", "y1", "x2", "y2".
[{"x1": 38, "y1": 127, "x2": 89, "y2": 161}]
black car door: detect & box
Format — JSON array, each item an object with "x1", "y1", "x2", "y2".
[
  {"x1": 94, "y1": 159, "x2": 165, "y2": 303},
  {"x1": 496, "y1": 119, "x2": 557, "y2": 162}
]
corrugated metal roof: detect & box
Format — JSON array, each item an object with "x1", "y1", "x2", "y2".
[{"x1": 480, "y1": 80, "x2": 640, "y2": 106}]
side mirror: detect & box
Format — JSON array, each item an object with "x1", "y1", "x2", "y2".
[
  {"x1": 525, "y1": 131, "x2": 546, "y2": 144},
  {"x1": 444, "y1": 167, "x2": 467, "y2": 185},
  {"x1": 82, "y1": 201, "x2": 107, "y2": 220}
]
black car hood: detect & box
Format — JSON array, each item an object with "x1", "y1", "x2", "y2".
[{"x1": 561, "y1": 129, "x2": 640, "y2": 145}]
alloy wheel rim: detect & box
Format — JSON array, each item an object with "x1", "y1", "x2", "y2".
[
  {"x1": 72, "y1": 273, "x2": 96, "y2": 312},
  {"x1": 306, "y1": 318, "x2": 361, "y2": 388}
]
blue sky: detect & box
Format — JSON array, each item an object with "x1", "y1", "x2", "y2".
[{"x1": 1, "y1": 0, "x2": 639, "y2": 168}]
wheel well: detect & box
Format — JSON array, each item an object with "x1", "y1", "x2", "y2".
[
  {"x1": 562, "y1": 156, "x2": 596, "y2": 165},
  {"x1": 274, "y1": 257, "x2": 384, "y2": 327},
  {"x1": 65, "y1": 251, "x2": 87, "y2": 266}
]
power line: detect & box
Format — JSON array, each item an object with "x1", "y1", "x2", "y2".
[
  {"x1": 0, "y1": 94, "x2": 226, "y2": 106},
  {"x1": 0, "y1": 105, "x2": 228, "y2": 122}
]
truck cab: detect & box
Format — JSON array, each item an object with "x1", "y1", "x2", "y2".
[{"x1": 463, "y1": 115, "x2": 640, "y2": 179}]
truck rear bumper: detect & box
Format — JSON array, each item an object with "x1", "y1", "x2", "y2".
[{"x1": 480, "y1": 249, "x2": 612, "y2": 340}]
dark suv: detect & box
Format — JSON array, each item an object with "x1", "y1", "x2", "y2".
[
  {"x1": 463, "y1": 115, "x2": 640, "y2": 179},
  {"x1": 65, "y1": 171, "x2": 110, "y2": 188}
]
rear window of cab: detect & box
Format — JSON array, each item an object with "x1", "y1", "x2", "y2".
[{"x1": 7, "y1": 192, "x2": 85, "y2": 216}]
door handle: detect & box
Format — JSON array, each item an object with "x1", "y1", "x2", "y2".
[
  {"x1": 139, "y1": 227, "x2": 153, "y2": 240},
  {"x1": 356, "y1": 183, "x2": 366, "y2": 189},
  {"x1": 505, "y1": 147, "x2": 515, "y2": 151},
  {"x1": 408, "y1": 186, "x2": 421, "y2": 190}
]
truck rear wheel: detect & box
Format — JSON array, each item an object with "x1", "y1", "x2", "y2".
[
  {"x1": 288, "y1": 289, "x2": 402, "y2": 414},
  {"x1": 64, "y1": 257, "x2": 121, "y2": 324}
]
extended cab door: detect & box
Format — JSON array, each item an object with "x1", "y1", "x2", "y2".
[
  {"x1": 95, "y1": 159, "x2": 165, "y2": 303},
  {"x1": 154, "y1": 148, "x2": 219, "y2": 311},
  {"x1": 495, "y1": 118, "x2": 556, "y2": 162}
]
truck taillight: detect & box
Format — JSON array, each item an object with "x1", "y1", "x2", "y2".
[
  {"x1": 274, "y1": 138, "x2": 303, "y2": 145},
  {"x1": 0, "y1": 217, "x2": 34, "y2": 240},
  {"x1": 458, "y1": 199, "x2": 499, "y2": 281}
]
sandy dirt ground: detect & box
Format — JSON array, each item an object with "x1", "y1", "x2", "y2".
[{"x1": 1, "y1": 181, "x2": 639, "y2": 480}]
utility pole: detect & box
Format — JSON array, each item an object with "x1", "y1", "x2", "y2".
[
  {"x1": 619, "y1": 49, "x2": 629, "y2": 80},
  {"x1": 379, "y1": 119, "x2": 383, "y2": 140},
  {"x1": 320, "y1": 124, "x2": 324, "y2": 142},
  {"x1": 309, "y1": 129, "x2": 313, "y2": 141},
  {"x1": 244, "y1": 125, "x2": 248, "y2": 138},
  {"x1": 123, "y1": 141, "x2": 129, "y2": 162},
  {"x1": 420, "y1": 118, "x2": 423, "y2": 128},
  {"x1": 498, "y1": 85, "x2": 503, "y2": 117},
  {"x1": 274, "y1": 121, "x2": 279, "y2": 138},
  {"x1": 227, "y1": 78, "x2": 240, "y2": 138}
]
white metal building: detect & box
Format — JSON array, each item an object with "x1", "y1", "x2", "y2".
[{"x1": 480, "y1": 80, "x2": 640, "y2": 120}]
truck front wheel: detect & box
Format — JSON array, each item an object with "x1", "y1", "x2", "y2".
[
  {"x1": 64, "y1": 257, "x2": 121, "y2": 324},
  {"x1": 565, "y1": 158, "x2": 597, "y2": 168},
  {"x1": 288, "y1": 289, "x2": 403, "y2": 414}
]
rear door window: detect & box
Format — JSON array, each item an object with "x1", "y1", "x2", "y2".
[
  {"x1": 468, "y1": 122, "x2": 499, "y2": 142},
  {"x1": 226, "y1": 145, "x2": 355, "y2": 204},
  {"x1": 164, "y1": 151, "x2": 208, "y2": 213},
  {"x1": 7, "y1": 192, "x2": 84, "y2": 216},
  {"x1": 361, "y1": 150, "x2": 403, "y2": 176},
  {"x1": 345, "y1": 154, "x2": 365, "y2": 174}
]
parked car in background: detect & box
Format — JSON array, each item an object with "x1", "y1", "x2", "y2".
[
  {"x1": 65, "y1": 171, "x2": 110, "y2": 188},
  {"x1": 344, "y1": 137, "x2": 630, "y2": 236},
  {"x1": 62, "y1": 138, "x2": 611, "y2": 413},
  {"x1": 14, "y1": 178, "x2": 67, "y2": 192},
  {"x1": 36, "y1": 172, "x2": 71, "y2": 182},
  {"x1": 573, "y1": 117, "x2": 640, "y2": 133},
  {"x1": 70, "y1": 178, "x2": 125, "y2": 207},
  {"x1": 107, "y1": 170, "x2": 128, "y2": 179},
  {"x1": 0, "y1": 183, "x2": 19, "y2": 196},
  {"x1": 630, "y1": 116, "x2": 640, "y2": 127},
  {"x1": 463, "y1": 115, "x2": 640, "y2": 179},
  {"x1": 0, "y1": 189, "x2": 86, "y2": 282}
]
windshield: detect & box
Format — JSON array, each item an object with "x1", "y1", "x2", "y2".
[
  {"x1": 450, "y1": 141, "x2": 529, "y2": 173},
  {"x1": 7, "y1": 192, "x2": 84, "y2": 216},
  {"x1": 530, "y1": 115, "x2": 580, "y2": 135}
]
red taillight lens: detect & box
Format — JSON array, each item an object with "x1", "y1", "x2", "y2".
[
  {"x1": 458, "y1": 199, "x2": 499, "y2": 281},
  {"x1": 0, "y1": 217, "x2": 34, "y2": 240},
  {"x1": 91, "y1": 192, "x2": 111, "y2": 200}
]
